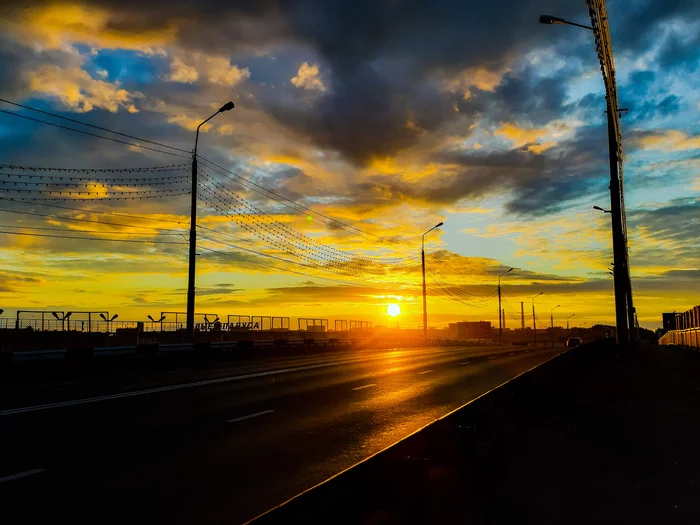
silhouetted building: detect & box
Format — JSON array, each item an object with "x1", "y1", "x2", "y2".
[
  {"x1": 448, "y1": 321, "x2": 491, "y2": 340},
  {"x1": 662, "y1": 313, "x2": 676, "y2": 331}
]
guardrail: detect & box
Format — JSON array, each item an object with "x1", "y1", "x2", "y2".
[{"x1": 659, "y1": 328, "x2": 700, "y2": 349}]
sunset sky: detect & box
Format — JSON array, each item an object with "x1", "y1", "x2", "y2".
[{"x1": 0, "y1": 0, "x2": 698, "y2": 329}]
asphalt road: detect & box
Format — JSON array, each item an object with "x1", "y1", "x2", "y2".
[{"x1": 1, "y1": 344, "x2": 561, "y2": 524}]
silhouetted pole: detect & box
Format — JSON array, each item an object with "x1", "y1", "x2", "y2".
[
  {"x1": 539, "y1": 9, "x2": 633, "y2": 347},
  {"x1": 605, "y1": 99, "x2": 630, "y2": 346},
  {"x1": 421, "y1": 222, "x2": 443, "y2": 339},
  {"x1": 551, "y1": 304, "x2": 560, "y2": 348},
  {"x1": 502, "y1": 309, "x2": 506, "y2": 330},
  {"x1": 186, "y1": 101, "x2": 234, "y2": 342},
  {"x1": 521, "y1": 301, "x2": 525, "y2": 331},
  {"x1": 498, "y1": 268, "x2": 513, "y2": 343},
  {"x1": 567, "y1": 313, "x2": 575, "y2": 330},
  {"x1": 532, "y1": 292, "x2": 543, "y2": 344}
]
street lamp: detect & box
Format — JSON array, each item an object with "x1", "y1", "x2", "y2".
[
  {"x1": 540, "y1": 9, "x2": 634, "y2": 346},
  {"x1": 422, "y1": 221, "x2": 444, "y2": 339},
  {"x1": 567, "y1": 313, "x2": 576, "y2": 330},
  {"x1": 539, "y1": 14, "x2": 593, "y2": 30},
  {"x1": 186, "y1": 101, "x2": 235, "y2": 342},
  {"x1": 551, "y1": 305, "x2": 561, "y2": 329},
  {"x1": 52, "y1": 311, "x2": 72, "y2": 331},
  {"x1": 532, "y1": 292, "x2": 543, "y2": 344},
  {"x1": 593, "y1": 205, "x2": 611, "y2": 213},
  {"x1": 498, "y1": 268, "x2": 513, "y2": 343},
  {"x1": 100, "y1": 313, "x2": 118, "y2": 332},
  {"x1": 148, "y1": 314, "x2": 166, "y2": 332}
]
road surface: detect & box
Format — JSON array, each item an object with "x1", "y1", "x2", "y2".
[{"x1": 1, "y1": 344, "x2": 561, "y2": 524}]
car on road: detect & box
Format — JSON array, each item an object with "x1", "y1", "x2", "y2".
[{"x1": 566, "y1": 337, "x2": 582, "y2": 348}]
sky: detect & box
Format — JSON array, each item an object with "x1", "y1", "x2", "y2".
[{"x1": 0, "y1": 0, "x2": 698, "y2": 330}]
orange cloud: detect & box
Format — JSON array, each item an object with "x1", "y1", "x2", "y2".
[
  {"x1": 635, "y1": 130, "x2": 700, "y2": 151},
  {"x1": 291, "y1": 62, "x2": 326, "y2": 92},
  {"x1": 8, "y1": 3, "x2": 177, "y2": 51},
  {"x1": 26, "y1": 65, "x2": 141, "y2": 113}
]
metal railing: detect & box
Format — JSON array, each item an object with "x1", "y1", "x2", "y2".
[{"x1": 659, "y1": 328, "x2": 700, "y2": 349}]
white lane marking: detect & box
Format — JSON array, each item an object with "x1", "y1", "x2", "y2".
[
  {"x1": 417, "y1": 370, "x2": 433, "y2": 375},
  {"x1": 0, "y1": 359, "x2": 366, "y2": 416},
  {"x1": 0, "y1": 469, "x2": 46, "y2": 484},
  {"x1": 488, "y1": 356, "x2": 499, "y2": 360},
  {"x1": 508, "y1": 353, "x2": 516, "y2": 356},
  {"x1": 227, "y1": 410, "x2": 275, "y2": 423},
  {"x1": 352, "y1": 384, "x2": 377, "y2": 391},
  {"x1": 460, "y1": 361, "x2": 471, "y2": 365}
]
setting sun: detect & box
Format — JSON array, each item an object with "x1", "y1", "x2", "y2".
[{"x1": 387, "y1": 304, "x2": 401, "y2": 317}]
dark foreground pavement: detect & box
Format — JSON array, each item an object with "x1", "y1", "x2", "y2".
[
  {"x1": 0, "y1": 344, "x2": 559, "y2": 524},
  {"x1": 252, "y1": 341, "x2": 700, "y2": 525}
]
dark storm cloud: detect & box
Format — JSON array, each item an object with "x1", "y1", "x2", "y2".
[{"x1": 628, "y1": 197, "x2": 699, "y2": 245}]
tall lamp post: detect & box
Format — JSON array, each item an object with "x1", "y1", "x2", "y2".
[
  {"x1": 422, "y1": 221, "x2": 444, "y2": 339},
  {"x1": 540, "y1": 7, "x2": 634, "y2": 346},
  {"x1": 532, "y1": 292, "x2": 543, "y2": 344},
  {"x1": 498, "y1": 268, "x2": 513, "y2": 343},
  {"x1": 550, "y1": 304, "x2": 561, "y2": 329},
  {"x1": 567, "y1": 313, "x2": 576, "y2": 330},
  {"x1": 186, "y1": 101, "x2": 235, "y2": 342}
]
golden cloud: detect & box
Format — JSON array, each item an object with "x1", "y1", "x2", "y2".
[
  {"x1": 164, "y1": 52, "x2": 250, "y2": 86},
  {"x1": 26, "y1": 65, "x2": 141, "y2": 113},
  {"x1": 8, "y1": 3, "x2": 177, "y2": 51},
  {"x1": 291, "y1": 62, "x2": 326, "y2": 92},
  {"x1": 635, "y1": 130, "x2": 700, "y2": 152}
]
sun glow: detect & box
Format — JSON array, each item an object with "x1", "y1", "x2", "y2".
[{"x1": 387, "y1": 304, "x2": 401, "y2": 317}]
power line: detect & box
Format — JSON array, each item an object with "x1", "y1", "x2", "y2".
[
  {"x1": 197, "y1": 246, "x2": 358, "y2": 286},
  {"x1": 0, "y1": 206, "x2": 184, "y2": 232},
  {"x1": 0, "y1": 190, "x2": 190, "y2": 202},
  {"x1": 0, "y1": 230, "x2": 187, "y2": 244},
  {"x1": 198, "y1": 234, "x2": 361, "y2": 284},
  {"x1": 0, "y1": 163, "x2": 189, "y2": 173},
  {"x1": 0, "y1": 224, "x2": 183, "y2": 235},
  {"x1": 0, "y1": 109, "x2": 190, "y2": 159},
  {"x1": 197, "y1": 155, "x2": 402, "y2": 244},
  {"x1": 0, "y1": 98, "x2": 191, "y2": 154},
  {"x1": 0, "y1": 198, "x2": 187, "y2": 225}
]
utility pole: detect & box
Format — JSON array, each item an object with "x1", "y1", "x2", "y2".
[
  {"x1": 606, "y1": 98, "x2": 630, "y2": 347},
  {"x1": 539, "y1": 3, "x2": 635, "y2": 347},
  {"x1": 421, "y1": 222, "x2": 443, "y2": 339},
  {"x1": 532, "y1": 292, "x2": 542, "y2": 345},
  {"x1": 533, "y1": 302, "x2": 537, "y2": 344},
  {"x1": 186, "y1": 101, "x2": 234, "y2": 342},
  {"x1": 521, "y1": 301, "x2": 525, "y2": 331},
  {"x1": 498, "y1": 268, "x2": 513, "y2": 343},
  {"x1": 502, "y1": 309, "x2": 506, "y2": 330}
]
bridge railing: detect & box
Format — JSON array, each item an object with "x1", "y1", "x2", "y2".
[{"x1": 659, "y1": 328, "x2": 700, "y2": 349}]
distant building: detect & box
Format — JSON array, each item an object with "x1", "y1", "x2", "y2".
[
  {"x1": 662, "y1": 312, "x2": 676, "y2": 331},
  {"x1": 448, "y1": 321, "x2": 491, "y2": 340}
]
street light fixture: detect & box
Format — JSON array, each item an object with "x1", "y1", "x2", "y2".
[
  {"x1": 532, "y1": 292, "x2": 543, "y2": 344},
  {"x1": 186, "y1": 101, "x2": 235, "y2": 342},
  {"x1": 539, "y1": 14, "x2": 593, "y2": 30},
  {"x1": 498, "y1": 268, "x2": 514, "y2": 343},
  {"x1": 551, "y1": 304, "x2": 561, "y2": 328},
  {"x1": 567, "y1": 313, "x2": 576, "y2": 330},
  {"x1": 422, "y1": 221, "x2": 444, "y2": 339},
  {"x1": 593, "y1": 205, "x2": 612, "y2": 213}
]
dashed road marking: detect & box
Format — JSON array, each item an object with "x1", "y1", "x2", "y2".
[
  {"x1": 227, "y1": 410, "x2": 275, "y2": 424},
  {"x1": 0, "y1": 469, "x2": 46, "y2": 484},
  {"x1": 488, "y1": 356, "x2": 498, "y2": 360},
  {"x1": 417, "y1": 370, "x2": 433, "y2": 375},
  {"x1": 352, "y1": 384, "x2": 377, "y2": 391},
  {"x1": 460, "y1": 361, "x2": 471, "y2": 365}
]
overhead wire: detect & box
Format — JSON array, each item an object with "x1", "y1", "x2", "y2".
[
  {"x1": 0, "y1": 98, "x2": 191, "y2": 155},
  {"x1": 0, "y1": 230, "x2": 187, "y2": 244}
]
